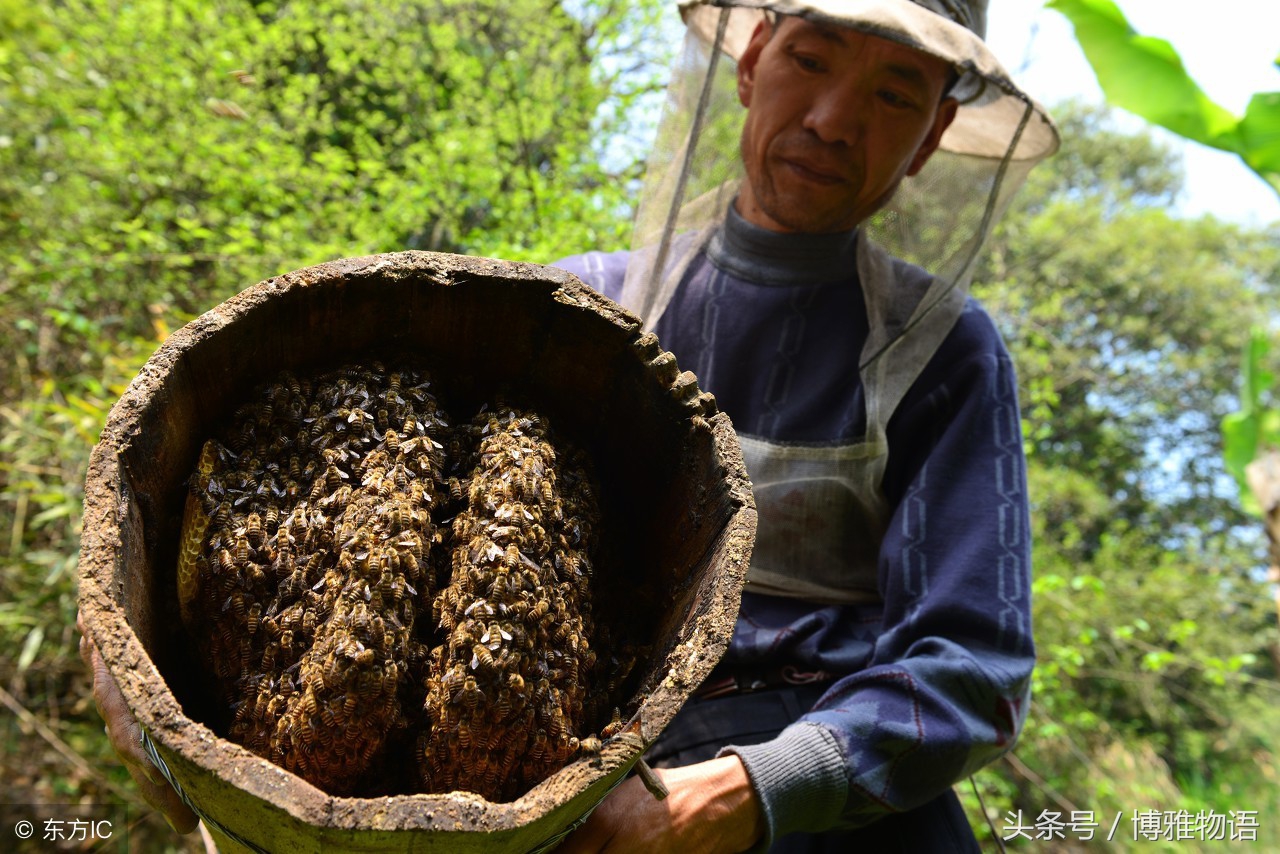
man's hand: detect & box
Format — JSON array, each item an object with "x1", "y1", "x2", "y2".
[
  {"x1": 76, "y1": 610, "x2": 199, "y2": 834},
  {"x1": 559, "y1": 754, "x2": 764, "y2": 854}
]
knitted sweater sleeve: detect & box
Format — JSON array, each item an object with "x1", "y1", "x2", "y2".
[{"x1": 722, "y1": 317, "x2": 1034, "y2": 846}]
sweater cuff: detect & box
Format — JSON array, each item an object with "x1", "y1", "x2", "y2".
[{"x1": 718, "y1": 722, "x2": 848, "y2": 851}]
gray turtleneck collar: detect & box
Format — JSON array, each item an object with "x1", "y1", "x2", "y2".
[{"x1": 705, "y1": 203, "x2": 859, "y2": 286}]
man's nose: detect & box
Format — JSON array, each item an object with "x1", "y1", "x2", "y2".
[{"x1": 801, "y1": 85, "x2": 865, "y2": 147}]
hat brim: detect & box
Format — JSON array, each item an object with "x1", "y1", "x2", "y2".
[{"x1": 680, "y1": 0, "x2": 1059, "y2": 160}]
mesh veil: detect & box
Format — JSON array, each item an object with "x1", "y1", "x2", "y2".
[{"x1": 620, "y1": 0, "x2": 1059, "y2": 408}]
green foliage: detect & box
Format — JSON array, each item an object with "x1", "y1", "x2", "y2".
[
  {"x1": 1, "y1": 0, "x2": 666, "y2": 378},
  {"x1": 970, "y1": 102, "x2": 1280, "y2": 845},
  {"x1": 1048, "y1": 0, "x2": 1280, "y2": 525},
  {"x1": 0, "y1": 327, "x2": 164, "y2": 831},
  {"x1": 1049, "y1": 0, "x2": 1280, "y2": 196},
  {"x1": 980, "y1": 104, "x2": 1280, "y2": 537},
  {"x1": 1222, "y1": 329, "x2": 1280, "y2": 516},
  {"x1": 4, "y1": 1, "x2": 1279, "y2": 843},
  {"x1": 0, "y1": 0, "x2": 669, "y2": 839}
]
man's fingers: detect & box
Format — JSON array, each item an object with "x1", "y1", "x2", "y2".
[
  {"x1": 124, "y1": 757, "x2": 199, "y2": 833},
  {"x1": 556, "y1": 809, "x2": 612, "y2": 854},
  {"x1": 75, "y1": 609, "x2": 93, "y2": 670},
  {"x1": 84, "y1": 640, "x2": 199, "y2": 834},
  {"x1": 88, "y1": 647, "x2": 149, "y2": 770},
  {"x1": 558, "y1": 777, "x2": 649, "y2": 854}
]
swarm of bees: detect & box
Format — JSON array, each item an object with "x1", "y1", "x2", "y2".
[
  {"x1": 178, "y1": 363, "x2": 614, "y2": 799},
  {"x1": 419, "y1": 407, "x2": 598, "y2": 800}
]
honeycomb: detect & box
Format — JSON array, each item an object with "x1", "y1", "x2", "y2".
[
  {"x1": 179, "y1": 365, "x2": 611, "y2": 798},
  {"x1": 418, "y1": 406, "x2": 597, "y2": 800}
]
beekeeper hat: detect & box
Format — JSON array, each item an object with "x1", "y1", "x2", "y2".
[{"x1": 621, "y1": 0, "x2": 1059, "y2": 349}]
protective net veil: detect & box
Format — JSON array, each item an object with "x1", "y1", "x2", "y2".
[
  {"x1": 617, "y1": 0, "x2": 1059, "y2": 603},
  {"x1": 622, "y1": 0, "x2": 1058, "y2": 417}
]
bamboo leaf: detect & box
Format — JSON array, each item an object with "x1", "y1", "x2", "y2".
[
  {"x1": 1221, "y1": 328, "x2": 1275, "y2": 517},
  {"x1": 1240, "y1": 91, "x2": 1280, "y2": 184},
  {"x1": 1048, "y1": 0, "x2": 1240, "y2": 149},
  {"x1": 1049, "y1": 0, "x2": 1280, "y2": 198},
  {"x1": 17, "y1": 625, "x2": 45, "y2": 674}
]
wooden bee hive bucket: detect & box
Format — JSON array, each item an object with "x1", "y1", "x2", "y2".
[{"x1": 77, "y1": 252, "x2": 756, "y2": 853}]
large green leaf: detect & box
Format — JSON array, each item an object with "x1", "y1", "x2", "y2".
[
  {"x1": 1221, "y1": 328, "x2": 1277, "y2": 517},
  {"x1": 1240, "y1": 91, "x2": 1280, "y2": 181},
  {"x1": 1049, "y1": 0, "x2": 1280, "y2": 196}
]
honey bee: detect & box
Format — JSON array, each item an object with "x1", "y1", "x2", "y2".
[
  {"x1": 322, "y1": 654, "x2": 342, "y2": 689},
  {"x1": 491, "y1": 690, "x2": 515, "y2": 719},
  {"x1": 554, "y1": 621, "x2": 575, "y2": 645},
  {"x1": 246, "y1": 563, "x2": 267, "y2": 588},
  {"x1": 322, "y1": 484, "x2": 352, "y2": 509},
  {"x1": 212, "y1": 499, "x2": 233, "y2": 529},
  {"x1": 528, "y1": 730, "x2": 549, "y2": 762},
  {"x1": 480, "y1": 621, "x2": 511, "y2": 649},
  {"x1": 578, "y1": 735, "x2": 602, "y2": 760},
  {"x1": 380, "y1": 663, "x2": 398, "y2": 696},
  {"x1": 325, "y1": 464, "x2": 349, "y2": 491},
  {"x1": 599, "y1": 707, "x2": 625, "y2": 740},
  {"x1": 299, "y1": 690, "x2": 318, "y2": 719},
  {"x1": 441, "y1": 666, "x2": 465, "y2": 698},
  {"x1": 459, "y1": 675, "x2": 483, "y2": 709},
  {"x1": 233, "y1": 535, "x2": 251, "y2": 565},
  {"x1": 226, "y1": 591, "x2": 247, "y2": 619}
]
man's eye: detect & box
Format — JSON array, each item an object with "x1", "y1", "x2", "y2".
[
  {"x1": 793, "y1": 54, "x2": 825, "y2": 72},
  {"x1": 879, "y1": 90, "x2": 915, "y2": 109}
]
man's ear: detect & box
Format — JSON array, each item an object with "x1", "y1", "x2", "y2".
[
  {"x1": 907, "y1": 96, "x2": 958, "y2": 176},
  {"x1": 736, "y1": 19, "x2": 773, "y2": 107}
]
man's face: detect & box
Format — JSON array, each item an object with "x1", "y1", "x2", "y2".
[{"x1": 735, "y1": 16, "x2": 958, "y2": 234}]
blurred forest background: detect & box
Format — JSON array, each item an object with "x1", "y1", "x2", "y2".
[{"x1": 2, "y1": 0, "x2": 1278, "y2": 850}]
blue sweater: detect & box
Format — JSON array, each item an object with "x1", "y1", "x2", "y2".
[{"x1": 554, "y1": 213, "x2": 1033, "y2": 841}]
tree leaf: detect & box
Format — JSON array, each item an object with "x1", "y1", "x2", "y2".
[
  {"x1": 1221, "y1": 328, "x2": 1274, "y2": 517},
  {"x1": 17, "y1": 625, "x2": 45, "y2": 675},
  {"x1": 1048, "y1": 0, "x2": 1240, "y2": 149},
  {"x1": 1240, "y1": 90, "x2": 1280, "y2": 186},
  {"x1": 1049, "y1": 0, "x2": 1279, "y2": 199}
]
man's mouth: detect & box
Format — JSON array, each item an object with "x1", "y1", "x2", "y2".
[{"x1": 781, "y1": 157, "x2": 846, "y2": 185}]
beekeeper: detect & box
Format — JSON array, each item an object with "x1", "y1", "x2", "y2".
[
  {"x1": 555, "y1": 0, "x2": 1058, "y2": 851},
  {"x1": 79, "y1": 0, "x2": 1058, "y2": 848}
]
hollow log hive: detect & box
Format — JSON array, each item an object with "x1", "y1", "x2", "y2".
[{"x1": 177, "y1": 364, "x2": 606, "y2": 800}]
